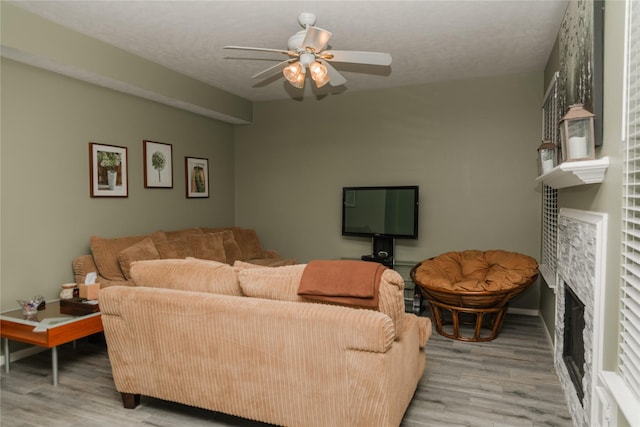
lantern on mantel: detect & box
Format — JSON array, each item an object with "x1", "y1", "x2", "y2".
[
  {"x1": 537, "y1": 140, "x2": 558, "y2": 175},
  {"x1": 559, "y1": 104, "x2": 596, "y2": 162}
]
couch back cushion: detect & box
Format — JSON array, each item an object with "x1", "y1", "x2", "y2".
[
  {"x1": 186, "y1": 233, "x2": 226, "y2": 263},
  {"x1": 90, "y1": 231, "x2": 166, "y2": 281},
  {"x1": 155, "y1": 238, "x2": 194, "y2": 259},
  {"x1": 130, "y1": 258, "x2": 242, "y2": 295},
  {"x1": 117, "y1": 238, "x2": 161, "y2": 280},
  {"x1": 199, "y1": 228, "x2": 243, "y2": 264},
  {"x1": 230, "y1": 227, "x2": 264, "y2": 260},
  {"x1": 237, "y1": 263, "x2": 308, "y2": 302},
  {"x1": 236, "y1": 262, "x2": 405, "y2": 333},
  {"x1": 164, "y1": 227, "x2": 203, "y2": 240}
]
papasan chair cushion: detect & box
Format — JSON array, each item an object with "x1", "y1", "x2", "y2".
[{"x1": 412, "y1": 249, "x2": 538, "y2": 293}]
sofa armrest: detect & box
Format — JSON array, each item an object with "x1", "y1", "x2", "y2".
[
  {"x1": 72, "y1": 255, "x2": 100, "y2": 284},
  {"x1": 262, "y1": 249, "x2": 281, "y2": 259},
  {"x1": 72, "y1": 255, "x2": 133, "y2": 288}
]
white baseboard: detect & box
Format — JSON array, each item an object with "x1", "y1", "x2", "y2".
[
  {"x1": 0, "y1": 345, "x2": 47, "y2": 367},
  {"x1": 508, "y1": 307, "x2": 540, "y2": 316},
  {"x1": 538, "y1": 310, "x2": 556, "y2": 349}
]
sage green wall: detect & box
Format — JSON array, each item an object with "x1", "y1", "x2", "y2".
[
  {"x1": 1, "y1": 2, "x2": 252, "y2": 124},
  {"x1": 538, "y1": 0, "x2": 625, "y2": 373},
  {"x1": 0, "y1": 59, "x2": 235, "y2": 310},
  {"x1": 235, "y1": 72, "x2": 543, "y2": 311}
]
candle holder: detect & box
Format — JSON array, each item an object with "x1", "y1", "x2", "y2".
[
  {"x1": 537, "y1": 140, "x2": 558, "y2": 175},
  {"x1": 559, "y1": 104, "x2": 596, "y2": 162}
]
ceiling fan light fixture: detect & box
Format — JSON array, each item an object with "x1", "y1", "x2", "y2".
[
  {"x1": 309, "y1": 61, "x2": 327, "y2": 79},
  {"x1": 309, "y1": 61, "x2": 330, "y2": 88},
  {"x1": 291, "y1": 72, "x2": 305, "y2": 88},
  {"x1": 283, "y1": 62, "x2": 304, "y2": 83},
  {"x1": 313, "y1": 74, "x2": 330, "y2": 88}
]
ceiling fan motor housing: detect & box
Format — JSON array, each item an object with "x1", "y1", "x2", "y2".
[
  {"x1": 297, "y1": 12, "x2": 316, "y2": 28},
  {"x1": 288, "y1": 31, "x2": 306, "y2": 52}
]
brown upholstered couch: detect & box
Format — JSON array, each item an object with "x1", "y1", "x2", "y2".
[
  {"x1": 99, "y1": 259, "x2": 431, "y2": 427},
  {"x1": 72, "y1": 226, "x2": 296, "y2": 288}
]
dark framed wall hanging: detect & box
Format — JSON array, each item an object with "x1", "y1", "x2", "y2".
[
  {"x1": 89, "y1": 142, "x2": 128, "y2": 197},
  {"x1": 185, "y1": 156, "x2": 209, "y2": 198},
  {"x1": 143, "y1": 140, "x2": 173, "y2": 188},
  {"x1": 558, "y1": 0, "x2": 604, "y2": 147}
]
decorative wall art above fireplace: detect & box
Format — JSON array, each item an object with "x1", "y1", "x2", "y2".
[{"x1": 558, "y1": 0, "x2": 604, "y2": 147}]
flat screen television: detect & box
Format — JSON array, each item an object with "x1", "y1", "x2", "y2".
[{"x1": 341, "y1": 186, "x2": 419, "y2": 239}]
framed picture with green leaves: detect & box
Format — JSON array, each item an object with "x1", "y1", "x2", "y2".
[
  {"x1": 89, "y1": 142, "x2": 128, "y2": 197},
  {"x1": 143, "y1": 140, "x2": 173, "y2": 188},
  {"x1": 185, "y1": 156, "x2": 209, "y2": 198}
]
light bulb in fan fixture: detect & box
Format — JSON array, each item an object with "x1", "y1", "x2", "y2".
[
  {"x1": 290, "y1": 71, "x2": 305, "y2": 88},
  {"x1": 283, "y1": 62, "x2": 304, "y2": 84},
  {"x1": 309, "y1": 61, "x2": 329, "y2": 88}
]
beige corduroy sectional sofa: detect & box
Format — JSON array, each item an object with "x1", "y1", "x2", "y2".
[
  {"x1": 72, "y1": 226, "x2": 296, "y2": 288},
  {"x1": 99, "y1": 258, "x2": 431, "y2": 427}
]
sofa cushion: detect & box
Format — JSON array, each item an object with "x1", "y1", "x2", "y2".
[
  {"x1": 231, "y1": 227, "x2": 264, "y2": 260},
  {"x1": 155, "y1": 238, "x2": 193, "y2": 259},
  {"x1": 186, "y1": 233, "x2": 226, "y2": 263},
  {"x1": 164, "y1": 227, "x2": 203, "y2": 240},
  {"x1": 117, "y1": 238, "x2": 160, "y2": 280},
  {"x1": 233, "y1": 260, "x2": 266, "y2": 269},
  {"x1": 90, "y1": 231, "x2": 166, "y2": 281},
  {"x1": 237, "y1": 262, "x2": 405, "y2": 334},
  {"x1": 237, "y1": 264, "x2": 308, "y2": 302},
  {"x1": 130, "y1": 258, "x2": 242, "y2": 295},
  {"x1": 91, "y1": 235, "x2": 145, "y2": 280},
  {"x1": 219, "y1": 230, "x2": 242, "y2": 264},
  {"x1": 243, "y1": 258, "x2": 298, "y2": 267},
  {"x1": 413, "y1": 250, "x2": 539, "y2": 292}
]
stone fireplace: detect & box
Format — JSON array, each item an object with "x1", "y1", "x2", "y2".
[{"x1": 555, "y1": 209, "x2": 607, "y2": 427}]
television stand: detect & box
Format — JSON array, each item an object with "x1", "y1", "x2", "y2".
[{"x1": 361, "y1": 254, "x2": 394, "y2": 269}]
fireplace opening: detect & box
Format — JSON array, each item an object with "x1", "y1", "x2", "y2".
[{"x1": 563, "y1": 283, "x2": 585, "y2": 403}]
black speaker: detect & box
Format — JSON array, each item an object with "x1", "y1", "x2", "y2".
[{"x1": 373, "y1": 236, "x2": 394, "y2": 259}]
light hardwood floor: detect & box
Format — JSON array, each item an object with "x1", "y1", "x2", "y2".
[{"x1": 0, "y1": 313, "x2": 572, "y2": 427}]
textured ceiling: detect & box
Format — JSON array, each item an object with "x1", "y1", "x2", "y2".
[{"x1": 10, "y1": 0, "x2": 568, "y2": 102}]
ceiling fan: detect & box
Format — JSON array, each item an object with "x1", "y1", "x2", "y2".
[{"x1": 224, "y1": 12, "x2": 392, "y2": 89}]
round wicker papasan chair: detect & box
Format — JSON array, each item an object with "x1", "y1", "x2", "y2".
[{"x1": 410, "y1": 250, "x2": 538, "y2": 342}]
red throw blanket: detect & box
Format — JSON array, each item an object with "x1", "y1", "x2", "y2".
[{"x1": 297, "y1": 260, "x2": 386, "y2": 309}]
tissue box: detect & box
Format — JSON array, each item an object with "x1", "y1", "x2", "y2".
[{"x1": 79, "y1": 283, "x2": 100, "y2": 300}]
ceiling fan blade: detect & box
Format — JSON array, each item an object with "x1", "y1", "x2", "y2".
[
  {"x1": 319, "y1": 59, "x2": 347, "y2": 86},
  {"x1": 224, "y1": 46, "x2": 297, "y2": 56},
  {"x1": 251, "y1": 59, "x2": 294, "y2": 79},
  {"x1": 322, "y1": 50, "x2": 392, "y2": 66},
  {"x1": 302, "y1": 26, "x2": 332, "y2": 52}
]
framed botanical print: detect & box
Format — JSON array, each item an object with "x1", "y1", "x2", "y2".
[
  {"x1": 143, "y1": 140, "x2": 173, "y2": 188},
  {"x1": 185, "y1": 157, "x2": 209, "y2": 198},
  {"x1": 89, "y1": 143, "x2": 128, "y2": 197}
]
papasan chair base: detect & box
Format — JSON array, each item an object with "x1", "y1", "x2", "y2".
[{"x1": 411, "y1": 250, "x2": 538, "y2": 342}]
